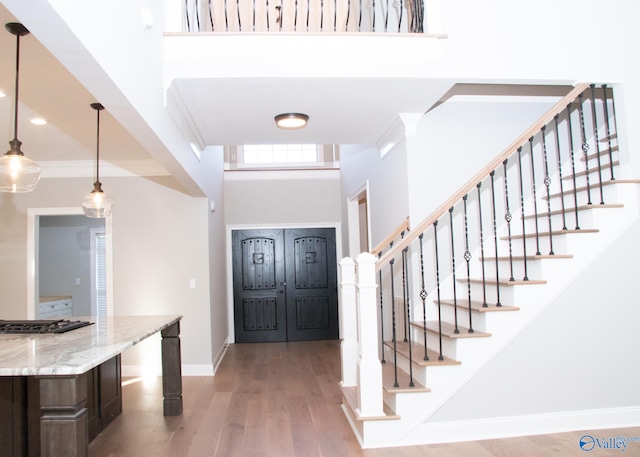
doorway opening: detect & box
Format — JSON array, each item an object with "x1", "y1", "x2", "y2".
[
  {"x1": 347, "y1": 182, "x2": 371, "y2": 258},
  {"x1": 27, "y1": 208, "x2": 114, "y2": 319}
]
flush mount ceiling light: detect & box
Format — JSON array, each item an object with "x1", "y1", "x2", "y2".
[
  {"x1": 274, "y1": 113, "x2": 309, "y2": 130},
  {"x1": 81, "y1": 103, "x2": 115, "y2": 218},
  {"x1": 0, "y1": 23, "x2": 41, "y2": 193}
]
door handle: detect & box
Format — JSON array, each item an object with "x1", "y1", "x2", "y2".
[{"x1": 278, "y1": 282, "x2": 286, "y2": 293}]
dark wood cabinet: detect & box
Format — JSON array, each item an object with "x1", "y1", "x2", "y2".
[{"x1": 0, "y1": 355, "x2": 122, "y2": 457}]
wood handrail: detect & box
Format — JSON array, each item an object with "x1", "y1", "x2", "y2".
[
  {"x1": 370, "y1": 216, "x2": 411, "y2": 256},
  {"x1": 376, "y1": 83, "x2": 590, "y2": 270}
]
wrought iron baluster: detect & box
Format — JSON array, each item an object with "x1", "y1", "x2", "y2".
[
  {"x1": 590, "y1": 84, "x2": 605, "y2": 204},
  {"x1": 541, "y1": 126, "x2": 554, "y2": 255},
  {"x1": 321, "y1": 0, "x2": 324, "y2": 30},
  {"x1": 517, "y1": 147, "x2": 530, "y2": 280},
  {"x1": 236, "y1": 0, "x2": 242, "y2": 30},
  {"x1": 253, "y1": 0, "x2": 256, "y2": 30},
  {"x1": 502, "y1": 160, "x2": 515, "y2": 282},
  {"x1": 358, "y1": 0, "x2": 362, "y2": 31},
  {"x1": 306, "y1": 0, "x2": 310, "y2": 30},
  {"x1": 195, "y1": 0, "x2": 201, "y2": 30},
  {"x1": 397, "y1": 0, "x2": 402, "y2": 32},
  {"x1": 402, "y1": 247, "x2": 414, "y2": 386},
  {"x1": 476, "y1": 183, "x2": 488, "y2": 307},
  {"x1": 389, "y1": 258, "x2": 399, "y2": 387},
  {"x1": 294, "y1": 0, "x2": 298, "y2": 30},
  {"x1": 433, "y1": 221, "x2": 446, "y2": 358},
  {"x1": 606, "y1": 84, "x2": 619, "y2": 181},
  {"x1": 185, "y1": 0, "x2": 191, "y2": 31},
  {"x1": 345, "y1": 0, "x2": 351, "y2": 31},
  {"x1": 489, "y1": 172, "x2": 502, "y2": 306},
  {"x1": 266, "y1": 0, "x2": 270, "y2": 30},
  {"x1": 567, "y1": 103, "x2": 581, "y2": 230},
  {"x1": 418, "y1": 233, "x2": 430, "y2": 359},
  {"x1": 602, "y1": 84, "x2": 615, "y2": 181},
  {"x1": 462, "y1": 195, "x2": 475, "y2": 333},
  {"x1": 401, "y1": 237, "x2": 408, "y2": 343},
  {"x1": 528, "y1": 137, "x2": 541, "y2": 256},
  {"x1": 334, "y1": 0, "x2": 337, "y2": 31},
  {"x1": 372, "y1": 0, "x2": 376, "y2": 31},
  {"x1": 378, "y1": 252, "x2": 385, "y2": 363},
  {"x1": 224, "y1": 0, "x2": 229, "y2": 30},
  {"x1": 208, "y1": 0, "x2": 215, "y2": 31},
  {"x1": 448, "y1": 208, "x2": 460, "y2": 332},
  {"x1": 578, "y1": 92, "x2": 593, "y2": 205},
  {"x1": 384, "y1": 0, "x2": 389, "y2": 31},
  {"x1": 553, "y1": 115, "x2": 568, "y2": 230}
]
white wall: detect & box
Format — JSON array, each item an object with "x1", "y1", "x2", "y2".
[
  {"x1": 340, "y1": 144, "x2": 410, "y2": 255},
  {"x1": 0, "y1": 176, "x2": 215, "y2": 375},
  {"x1": 406, "y1": 98, "x2": 559, "y2": 225},
  {"x1": 224, "y1": 171, "x2": 342, "y2": 225},
  {"x1": 428, "y1": 219, "x2": 640, "y2": 423}
]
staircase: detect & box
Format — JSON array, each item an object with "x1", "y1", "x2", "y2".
[{"x1": 338, "y1": 83, "x2": 640, "y2": 448}]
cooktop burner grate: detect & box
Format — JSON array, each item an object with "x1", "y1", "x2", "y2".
[{"x1": 0, "y1": 319, "x2": 93, "y2": 334}]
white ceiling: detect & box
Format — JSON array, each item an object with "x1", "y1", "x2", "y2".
[{"x1": 0, "y1": 2, "x2": 456, "y2": 177}]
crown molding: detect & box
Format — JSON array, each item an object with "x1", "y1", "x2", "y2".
[
  {"x1": 375, "y1": 113, "x2": 424, "y2": 157},
  {"x1": 39, "y1": 160, "x2": 170, "y2": 178}
]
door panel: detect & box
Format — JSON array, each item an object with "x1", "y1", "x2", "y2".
[
  {"x1": 232, "y1": 230, "x2": 286, "y2": 342},
  {"x1": 285, "y1": 228, "x2": 338, "y2": 341},
  {"x1": 232, "y1": 228, "x2": 338, "y2": 342}
]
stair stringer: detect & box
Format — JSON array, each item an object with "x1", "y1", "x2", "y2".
[{"x1": 355, "y1": 182, "x2": 639, "y2": 448}]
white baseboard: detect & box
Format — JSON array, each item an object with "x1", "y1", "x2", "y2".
[{"x1": 397, "y1": 406, "x2": 640, "y2": 447}]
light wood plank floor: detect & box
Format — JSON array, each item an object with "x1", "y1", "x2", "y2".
[{"x1": 89, "y1": 340, "x2": 639, "y2": 456}]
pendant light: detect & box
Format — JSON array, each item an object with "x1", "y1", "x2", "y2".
[
  {"x1": 81, "y1": 103, "x2": 114, "y2": 218},
  {"x1": 0, "y1": 23, "x2": 41, "y2": 193}
]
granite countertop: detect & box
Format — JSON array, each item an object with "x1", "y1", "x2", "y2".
[{"x1": 0, "y1": 315, "x2": 182, "y2": 376}]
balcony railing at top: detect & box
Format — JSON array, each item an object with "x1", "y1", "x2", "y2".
[{"x1": 179, "y1": 0, "x2": 444, "y2": 34}]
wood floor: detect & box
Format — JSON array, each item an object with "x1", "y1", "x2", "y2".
[{"x1": 89, "y1": 340, "x2": 639, "y2": 457}]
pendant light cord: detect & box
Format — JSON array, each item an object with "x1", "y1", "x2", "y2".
[
  {"x1": 95, "y1": 107, "x2": 101, "y2": 185},
  {"x1": 12, "y1": 30, "x2": 21, "y2": 141}
]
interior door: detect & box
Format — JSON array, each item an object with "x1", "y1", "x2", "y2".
[{"x1": 232, "y1": 228, "x2": 338, "y2": 343}]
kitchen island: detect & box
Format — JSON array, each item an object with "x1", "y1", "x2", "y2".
[{"x1": 0, "y1": 315, "x2": 183, "y2": 457}]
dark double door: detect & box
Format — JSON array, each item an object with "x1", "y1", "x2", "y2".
[{"x1": 232, "y1": 228, "x2": 339, "y2": 343}]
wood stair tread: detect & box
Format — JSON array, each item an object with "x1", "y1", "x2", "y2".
[
  {"x1": 458, "y1": 277, "x2": 547, "y2": 286},
  {"x1": 410, "y1": 320, "x2": 491, "y2": 338},
  {"x1": 523, "y1": 203, "x2": 623, "y2": 219},
  {"x1": 547, "y1": 179, "x2": 640, "y2": 199},
  {"x1": 501, "y1": 228, "x2": 598, "y2": 240},
  {"x1": 381, "y1": 360, "x2": 431, "y2": 393},
  {"x1": 383, "y1": 340, "x2": 461, "y2": 366},
  {"x1": 438, "y1": 298, "x2": 520, "y2": 312},
  {"x1": 581, "y1": 145, "x2": 618, "y2": 161},
  {"x1": 563, "y1": 161, "x2": 619, "y2": 179},
  {"x1": 482, "y1": 254, "x2": 573, "y2": 261},
  {"x1": 340, "y1": 385, "x2": 400, "y2": 421}
]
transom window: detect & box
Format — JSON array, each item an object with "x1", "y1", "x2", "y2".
[{"x1": 241, "y1": 144, "x2": 319, "y2": 166}]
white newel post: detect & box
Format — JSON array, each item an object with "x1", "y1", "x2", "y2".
[
  {"x1": 339, "y1": 257, "x2": 358, "y2": 387},
  {"x1": 355, "y1": 252, "x2": 385, "y2": 418}
]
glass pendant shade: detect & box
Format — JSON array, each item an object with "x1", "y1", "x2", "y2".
[
  {"x1": 0, "y1": 140, "x2": 41, "y2": 192},
  {"x1": 1, "y1": 23, "x2": 40, "y2": 193},
  {"x1": 82, "y1": 183, "x2": 115, "y2": 218}
]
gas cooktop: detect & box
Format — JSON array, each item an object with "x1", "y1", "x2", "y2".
[{"x1": 0, "y1": 319, "x2": 93, "y2": 334}]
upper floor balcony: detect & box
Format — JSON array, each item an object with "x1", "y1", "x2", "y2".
[{"x1": 166, "y1": 0, "x2": 446, "y2": 35}]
